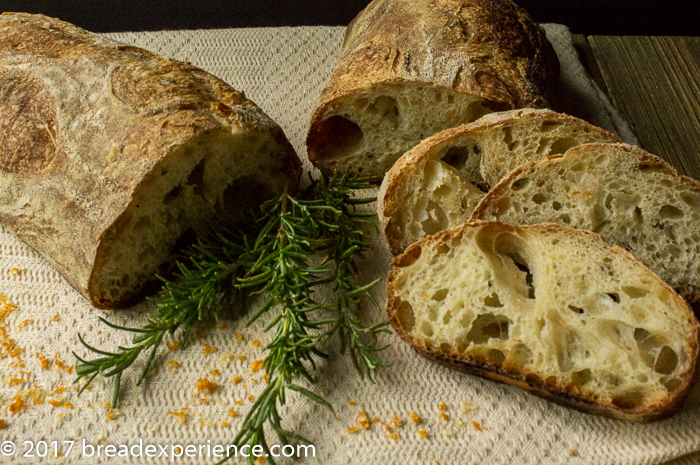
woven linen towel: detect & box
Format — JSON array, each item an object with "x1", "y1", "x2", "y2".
[{"x1": 0, "y1": 24, "x2": 696, "y2": 465}]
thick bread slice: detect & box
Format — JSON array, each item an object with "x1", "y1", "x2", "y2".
[
  {"x1": 378, "y1": 109, "x2": 620, "y2": 255},
  {"x1": 387, "y1": 222, "x2": 699, "y2": 421},
  {"x1": 471, "y1": 143, "x2": 700, "y2": 302},
  {"x1": 0, "y1": 13, "x2": 301, "y2": 309},
  {"x1": 306, "y1": 0, "x2": 559, "y2": 178}
]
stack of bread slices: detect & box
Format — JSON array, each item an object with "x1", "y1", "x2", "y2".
[{"x1": 378, "y1": 108, "x2": 700, "y2": 422}]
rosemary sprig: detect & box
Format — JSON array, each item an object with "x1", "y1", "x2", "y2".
[
  {"x1": 73, "y1": 231, "x2": 251, "y2": 407},
  {"x1": 73, "y1": 171, "x2": 388, "y2": 465}
]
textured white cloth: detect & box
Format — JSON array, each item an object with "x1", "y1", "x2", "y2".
[{"x1": 0, "y1": 24, "x2": 696, "y2": 465}]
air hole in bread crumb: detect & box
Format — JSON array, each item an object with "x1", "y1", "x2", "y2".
[
  {"x1": 186, "y1": 159, "x2": 205, "y2": 197},
  {"x1": 658, "y1": 205, "x2": 684, "y2": 220},
  {"x1": 511, "y1": 177, "x2": 529, "y2": 191},
  {"x1": 441, "y1": 144, "x2": 478, "y2": 172},
  {"x1": 532, "y1": 193, "x2": 547, "y2": 204},
  {"x1": 680, "y1": 192, "x2": 700, "y2": 209},
  {"x1": 420, "y1": 321, "x2": 434, "y2": 337},
  {"x1": 312, "y1": 115, "x2": 364, "y2": 159},
  {"x1": 550, "y1": 138, "x2": 578, "y2": 157},
  {"x1": 396, "y1": 300, "x2": 415, "y2": 332},
  {"x1": 568, "y1": 305, "x2": 584, "y2": 314},
  {"x1": 421, "y1": 201, "x2": 448, "y2": 235},
  {"x1": 541, "y1": 121, "x2": 564, "y2": 132},
  {"x1": 633, "y1": 206, "x2": 643, "y2": 224},
  {"x1": 559, "y1": 213, "x2": 571, "y2": 224},
  {"x1": 439, "y1": 343, "x2": 452, "y2": 353},
  {"x1": 483, "y1": 292, "x2": 503, "y2": 307},
  {"x1": 654, "y1": 346, "x2": 679, "y2": 375},
  {"x1": 367, "y1": 96, "x2": 400, "y2": 128},
  {"x1": 571, "y1": 369, "x2": 592, "y2": 386},
  {"x1": 612, "y1": 389, "x2": 646, "y2": 409},
  {"x1": 432, "y1": 289, "x2": 449, "y2": 301},
  {"x1": 622, "y1": 286, "x2": 648, "y2": 299},
  {"x1": 436, "y1": 244, "x2": 450, "y2": 256},
  {"x1": 163, "y1": 184, "x2": 183, "y2": 205},
  {"x1": 486, "y1": 349, "x2": 505, "y2": 365},
  {"x1": 466, "y1": 313, "x2": 510, "y2": 345}
]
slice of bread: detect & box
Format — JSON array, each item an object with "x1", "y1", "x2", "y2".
[
  {"x1": 471, "y1": 143, "x2": 700, "y2": 302},
  {"x1": 378, "y1": 109, "x2": 621, "y2": 255},
  {"x1": 387, "y1": 221, "x2": 699, "y2": 421},
  {"x1": 306, "y1": 0, "x2": 559, "y2": 178}
]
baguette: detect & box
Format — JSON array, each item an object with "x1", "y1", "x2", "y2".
[
  {"x1": 471, "y1": 143, "x2": 700, "y2": 302},
  {"x1": 378, "y1": 109, "x2": 621, "y2": 255},
  {"x1": 387, "y1": 221, "x2": 699, "y2": 421},
  {"x1": 306, "y1": 0, "x2": 559, "y2": 178},
  {"x1": 0, "y1": 13, "x2": 301, "y2": 308}
]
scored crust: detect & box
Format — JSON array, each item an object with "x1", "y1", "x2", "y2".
[
  {"x1": 387, "y1": 221, "x2": 700, "y2": 421},
  {"x1": 0, "y1": 13, "x2": 301, "y2": 308},
  {"x1": 307, "y1": 0, "x2": 559, "y2": 176}
]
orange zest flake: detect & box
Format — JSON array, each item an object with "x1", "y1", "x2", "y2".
[
  {"x1": 33, "y1": 396, "x2": 43, "y2": 405},
  {"x1": 0, "y1": 419, "x2": 6, "y2": 429},
  {"x1": 410, "y1": 412, "x2": 422, "y2": 425},
  {"x1": 49, "y1": 400, "x2": 63, "y2": 407},
  {"x1": 235, "y1": 400, "x2": 243, "y2": 406},
  {"x1": 64, "y1": 365, "x2": 74, "y2": 375},
  {"x1": 8, "y1": 396, "x2": 24, "y2": 413},
  {"x1": 167, "y1": 410, "x2": 187, "y2": 423},
  {"x1": 418, "y1": 429, "x2": 428, "y2": 438},
  {"x1": 54, "y1": 386, "x2": 66, "y2": 394},
  {"x1": 8, "y1": 378, "x2": 25, "y2": 386},
  {"x1": 202, "y1": 343, "x2": 217, "y2": 355},
  {"x1": 167, "y1": 360, "x2": 180, "y2": 368},
  {"x1": 221, "y1": 422, "x2": 228, "y2": 428},
  {"x1": 472, "y1": 420, "x2": 486, "y2": 431},
  {"x1": 166, "y1": 341, "x2": 180, "y2": 351},
  {"x1": 216, "y1": 323, "x2": 228, "y2": 330},
  {"x1": 439, "y1": 413, "x2": 449, "y2": 421},
  {"x1": 251, "y1": 360, "x2": 264, "y2": 373},
  {"x1": 51, "y1": 314, "x2": 59, "y2": 322},
  {"x1": 10, "y1": 268, "x2": 20, "y2": 276},
  {"x1": 9, "y1": 347, "x2": 24, "y2": 357},
  {"x1": 63, "y1": 402, "x2": 74, "y2": 409},
  {"x1": 231, "y1": 375, "x2": 242, "y2": 385},
  {"x1": 263, "y1": 373, "x2": 269, "y2": 383},
  {"x1": 38, "y1": 355, "x2": 50, "y2": 370},
  {"x1": 357, "y1": 410, "x2": 371, "y2": 430},
  {"x1": 210, "y1": 369, "x2": 220, "y2": 376},
  {"x1": 348, "y1": 401, "x2": 358, "y2": 406},
  {"x1": 228, "y1": 407, "x2": 238, "y2": 418},
  {"x1": 54, "y1": 352, "x2": 65, "y2": 369},
  {"x1": 195, "y1": 378, "x2": 218, "y2": 394},
  {"x1": 248, "y1": 395, "x2": 255, "y2": 402},
  {"x1": 107, "y1": 410, "x2": 120, "y2": 421},
  {"x1": 237, "y1": 355, "x2": 247, "y2": 361},
  {"x1": 251, "y1": 339, "x2": 261, "y2": 347},
  {"x1": 392, "y1": 416, "x2": 401, "y2": 428},
  {"x1": 347, "y1": 426, "x2": 357, "y2": 434},
  {"x1": 236, "y1": 333, "x2": 244, "y2": 340},
  {"x1": 439, "y1": 402, "x2": 447, "y2": 411},
  {"x1": 17, "y1": 318, "x2": 33, "y2": 328},
  {"x1": 257, "y1": 457, "x2": 265, "y2": 464}
]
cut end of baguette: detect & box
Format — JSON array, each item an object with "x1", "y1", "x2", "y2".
[
  {"x1": 472, "y1": 142, "x2": 700, "y2": 302},
  {"x1": 307, "y1": 82, "x2": 508, "y2": 178},
  {"x1": 89, "y1": 128, "x2": 295, "y2": 308},
  {"x1": 387, "y1": 221, "x2": 699, "y2": 421}
]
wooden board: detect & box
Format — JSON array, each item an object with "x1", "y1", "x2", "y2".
[{"x1": 586, "y1": 36, "x2": 700, "y2": 180}]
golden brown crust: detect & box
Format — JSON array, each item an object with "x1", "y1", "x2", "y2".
[
  {"x1": 386, "y1": 221, "x2": 700, "y2": 421},
  {"x1": 0, "y1": 13, "x2": 301, "y2": 309},
  {"x1": 307, "y1": 0, "x2": 559, "y2": 167}
]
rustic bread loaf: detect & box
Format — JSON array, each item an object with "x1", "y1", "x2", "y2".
[
  {"x1": 0, "y1": 13, "x2": 301, "y2": 309},
  {"x1": 387, "y1": 221, "x2": 699, "y2": 421},
  {"x1": 306, "y1": 0, "x2": 559, "y2": 178},
  {"x1": 471, "y1": 143, "x2": 700, "y2": 302},
  {"x1": 378, "y1": 109, "x2": 620, "y2": 255}
]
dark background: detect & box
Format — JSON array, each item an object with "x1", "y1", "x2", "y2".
[{"x1": 0, "y1": 0, "x2": 696, "y2": 35}]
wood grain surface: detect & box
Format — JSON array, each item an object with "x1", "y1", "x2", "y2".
[{"x1": 585, "y1": 36, "x2": 700, "y2": 180}]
